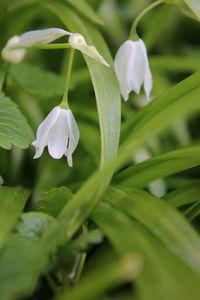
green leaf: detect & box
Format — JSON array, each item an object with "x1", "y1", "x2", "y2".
[
  {"x1": 105, "y1": 186, "x2": 200, "y2": 275},
  {"x1": 9, "y1": 63, "x2": 64, "y2": 98},
  {"x1": 150, "y1": 55, "x2": 200, "y2": 72},
  {"x1": 16, "y1": 212, "x2": 55, "y2": 240},
  {"x1": 184, "y1": 201, "x2": 200, "y2": 221},
  {"x1": 64, "y1": 0, "x2": 104, "y2": 25},
  {"x1": 0, "y1": 186, "x2": 30, "y2": 245},
  {"x1": 0, "y1": 93, "x2": 34, "y2": 149},
  {"x1": 0, "y1": 235, "x2": 47, "y2": 300},
  {"x1": 36, "y1": 186, "x2": 72, "y2": 217},
  {"x1": 92, "y1": 202, "x2": 200, "y2": 300},
  {"x1": 164, "y1": 180, "x2": 200, "y2": 207},
  {"x1": 115, "y1": 145, "x2": 200, "y2": 187},
  {"x1": 72, "y1": 229, "x2": 103, "y2": 251},
  {"x1": 79, "y1": 120, "x2": 100, "y2": 165}
]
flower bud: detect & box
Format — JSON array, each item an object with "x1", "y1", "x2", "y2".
[
  {"x1": 1, "y1": 36, "x2": 26, "y2": 63},
  {"x1": 69, "y1": 33, "x2": 110, "y2": 67}
]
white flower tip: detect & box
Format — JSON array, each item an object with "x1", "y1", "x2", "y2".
[
  {"x1": 68, "y1": 33, "x2": 86, "y2": 49},
  {"x1": 69, "y1": 33, "x2": 110, "y2": 67},
  {"x1": 1, "y1": 35, "x2": 26, "y2": 63},
  {"x1": 67, "y1": 156, "x2": 73, "y2": 167}
]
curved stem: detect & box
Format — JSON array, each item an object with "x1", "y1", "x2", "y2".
[
  {"x1": 60, "y1": 48, "x2": 75, "y2": 109},
  {"x1": 129, "y1": 0, "x2": 164, "y2": 40}
]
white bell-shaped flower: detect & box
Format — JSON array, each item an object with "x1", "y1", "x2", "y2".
[
  {"x1": 2, "y1": 28, "x2": 70, "y2": 63},
  {"x1": 32, "y1": 106, "x2": 80, "y2": 167},
  {"x1": 69, "y1": 33, "x2": 110, "y2": 67},
  {"x1": 114, "y1": 39, "x2": 152, "y2": 101}
]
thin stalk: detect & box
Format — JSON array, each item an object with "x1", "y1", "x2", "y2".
[
  {"x1": 60, "y1": 48, "x2": 75, "y2": 109},
  {"x1": 11, "y1": 43, "x2": 70, "y2": 50},
  {"x1": 73, "y1": 223, "x2": 87, "y2": 283},
  {"x1": 73, "y1": 252, "x2": 87, "y2": 283},
  {"x1": 129, "y1": 0, "x2": 164, "y2": 40}
]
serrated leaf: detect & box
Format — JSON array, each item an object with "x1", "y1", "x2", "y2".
[
  {"x1": 36, "y1": 186, "x2": 73, "y2": 217},
  {"x1": 0, "y1": 186, "x2": 30, "y2": 246},
  {"x1": 9, "y1": 63, "x2": 64, "y2": 98},
  {"x1": 0, "y1": 93, "x2": 34, "y2": 149}
]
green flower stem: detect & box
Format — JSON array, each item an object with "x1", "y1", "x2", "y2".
[
  {"x1": 11, "y1": 43, "x2": 71, "y2": 50},
  {"x1": 129, "y1": 0, "x2": 164, "y2": 40},
  {"x1": 60, "y1": 48, "x2": 75, "y2": 109}
]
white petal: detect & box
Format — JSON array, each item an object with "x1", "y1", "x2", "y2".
[
  {"x1": 65, "y1": 109, "x2": 80, "y2": 167},
  {"x1": 47, "y1": 109, "x2": 70, "y2": 159},
  {"x1": 130, "y1": 40, "x2": 146, "y2": 94},
  {"x1": 1, "y1": 36, "x2": 26, "y2": 63},
  {"x1": 17, "y1": 28, "x2": 71, "y2": 47},
  {"x1": 69, "y1": 33, "x2": 109, "y2": 67},
  {"x1": 139, "y1": 39, "x2": 153, "y2": 100},
  {"x1": 115, "y1": 40, "x2": 147, "y2": 100},
  {"x1": 32, "y1": 106, "x2": 61, "y2": 159},
  {"x1": 114, "y1": 41, "x2": 131, "y2": 100}
]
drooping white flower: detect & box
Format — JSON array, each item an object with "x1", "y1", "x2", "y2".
[
  {"x1": 114, "y1": 39, "x2": 152, "y2": 101},
  {"x1": 32, "y1": 106, "x2": 80, "y2": 167},
  {"x1": 69, "y1": 33, "x2": 110, "y2": 67},
  {"x1": 2, "y1": 28, "x2": 70, "y2": 63}
]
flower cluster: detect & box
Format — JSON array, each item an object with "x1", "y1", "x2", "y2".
[{"x1": 1, "y1": 24, "x2": 153, "y2": 167}]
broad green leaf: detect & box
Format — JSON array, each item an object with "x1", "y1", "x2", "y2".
[
  {"x1": 64, "y1": 0, "x2": 104, "y2": 25},
  {"x1": 164, "y1": 180, "x2": 200, "y2": 207},
  {"x1": 56, "y1": 253, "x2": 142, "y2": 300},
  {"x1": 9, "y1": 63, "x2": 64, "y2": 98},
  {"x1": 40, "y1": 0, "x2": 121, "y2": 167},
  {"x1": 115, "y1": 145, "x2": 200, "y2": 187},
  {"x1": 0, "y1": 235, "x2": 47, "y2": 300},
  {"x1": 105, "y1": 186, "x2": 200, "y2": 275},
  {"x1": 36, "y1": 186, "x2": 72, "y2": 217},
  {"x1": 92, "y1": 202, "x2": 200, "y2": 300},
  {"x1": 0, "y1": 93, "x2": 34, "y2": 149},
  {"x1": 0, "y1": 186, "x2": 30, "y2": 245}
]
